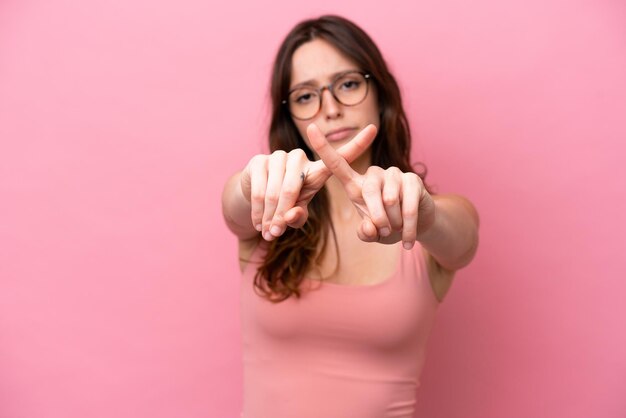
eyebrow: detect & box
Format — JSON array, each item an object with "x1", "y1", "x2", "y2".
[{"x1": 289, "y1": 69, "x2": 360, "y2": 91}]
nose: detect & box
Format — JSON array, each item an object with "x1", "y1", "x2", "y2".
[{"x1": 320, "y1": 88, "x2": 342, "y2": 119}]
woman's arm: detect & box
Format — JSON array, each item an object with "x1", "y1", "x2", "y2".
[
  {"x1": 416, "y1": 194, "x2": 480, "y2": 272},
  {"x1": 222, "y1": 126, "x2": 378, "y2": 242},
  {"x1": 305, "y1": 124, "x2": 479, "y2": 261},
  {"x1": 221, "y1": 171, "x2": 259, "y2": 241}
]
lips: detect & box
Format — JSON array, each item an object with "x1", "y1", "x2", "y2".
[{"x1": 325, "y1": 127, "x2": 356, "y2": 142}]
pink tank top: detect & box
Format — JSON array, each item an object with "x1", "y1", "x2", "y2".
[{"x1": 240, "y1": 240, "x2": 440, "y2": 418}]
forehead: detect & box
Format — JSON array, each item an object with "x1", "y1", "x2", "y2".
[{"x1": 290, "y1": 38, "x2": 359, "y2": 86}]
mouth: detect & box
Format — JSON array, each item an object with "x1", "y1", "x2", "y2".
[{"x1": 325, "y1": 127, "x2": 357, "y2": 142}]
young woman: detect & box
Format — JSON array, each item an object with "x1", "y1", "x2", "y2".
[{"x1": 222, "y1": 14, "x2": 480, "y2": 418}]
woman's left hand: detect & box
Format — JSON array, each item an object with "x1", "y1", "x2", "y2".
[{"x1": 307, "y1": 123, "x2": 437, "y2": 249}]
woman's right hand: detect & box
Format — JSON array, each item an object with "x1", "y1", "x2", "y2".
[{"x1": 240, "y1": 123, "x2": 377, "y2": 241}]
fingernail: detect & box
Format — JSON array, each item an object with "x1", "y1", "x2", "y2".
[
  {"x1": 403, "y1": 241, "x2": 414, "y2": 250},
  {"x1": 270, "y1": 225, "x2": 281, "y2": 236},
  {"x1": 255, "y1": 224, "x2": 262, "y2": 232},
  {"x1": 380, "y1": 227, "x2": 390, "y2": 237},
  {"x1": 263, "y1": 231, "x2": 273, "y2": 241}
]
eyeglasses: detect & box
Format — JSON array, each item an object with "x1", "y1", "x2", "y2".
[{"x1": 282, "y1": 71, "x2": 371, "y2": 121}]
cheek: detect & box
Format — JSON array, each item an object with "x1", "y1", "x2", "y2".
[
  {"x1": 371, "y1": 106, "x2": 381, "y2": 125},
  {"x1": 362, "y1": 91, "x2": 381, "y2": 127},
  {"x1": 364, "y1": 104, "x2": 381, "y2": 129}
]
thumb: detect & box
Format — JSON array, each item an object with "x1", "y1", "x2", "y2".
[
  {"x1": 285, "y1": 205, "x2": 309, "y2": 229},
  {"x1": 357, "y1": 217, "x2": 379, "y2": 242}
]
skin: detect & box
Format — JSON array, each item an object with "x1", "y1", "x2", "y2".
[
  {"x1": 251, "y1": 38, "x2": 436, "y2": 250},
  {"x1": 223, "y1": 37, "x2": 480, "y2": 297},
  {"x1": 289, "y1": 39, "x2": 380, "y2": 171}
]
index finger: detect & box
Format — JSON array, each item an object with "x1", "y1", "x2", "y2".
[
  {"x1": 307, "y1": 123, "x2": 377, "y2": 184},
  {"x1": 336, "y1": 124, "x2": 377, "y2": 164}
]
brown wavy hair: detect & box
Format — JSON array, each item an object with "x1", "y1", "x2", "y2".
[{"x1": 252, "y1": 15, "x2": 435, "y2": 302}]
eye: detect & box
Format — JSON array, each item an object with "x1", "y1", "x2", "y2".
[
  {"x1": 291, "y1": 89, "x2": 318, "y2": 105},
  {"x1": 340, "y1": 80, "x2": 360, "y2": 90},
  {"x1": 296, "y1": 93, "x2": 313, "y2": 103}
]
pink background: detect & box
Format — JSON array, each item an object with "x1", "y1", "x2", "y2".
[{"x1": 1, "y1": 0, "x2": 625, "y2": 417}]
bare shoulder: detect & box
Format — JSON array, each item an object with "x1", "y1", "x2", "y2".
[{"x1": 421, "y1": 246, "x2": 457, "y2": 303}]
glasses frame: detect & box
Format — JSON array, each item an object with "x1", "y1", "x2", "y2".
[{"x1": 282, "y1": 71, "x2": 372, "y2": 121}]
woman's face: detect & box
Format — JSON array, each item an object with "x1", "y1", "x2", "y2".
[{"x1": 289, "y1": 38, "x2": 380, "y2": 158}]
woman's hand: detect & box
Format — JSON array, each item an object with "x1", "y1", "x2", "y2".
[
  {"x1": 239, "y1": 125, "x2": 377, "y2": 241},
  {"x1": 307, "y1": 123, "x2": 437, "y2": 249}
]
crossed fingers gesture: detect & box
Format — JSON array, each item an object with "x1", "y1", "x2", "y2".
[{"x1": 240, "y1": 123, "x2": 436, "y2": 249}]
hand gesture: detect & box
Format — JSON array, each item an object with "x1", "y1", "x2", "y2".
[
  {"x1": 240, "y1": 124, "x2": 378, "y2": 241},
  {"x1": 307, "y1": 123, "x2": 436, "y2": 249}
]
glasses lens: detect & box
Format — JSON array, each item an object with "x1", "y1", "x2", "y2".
[
  {"x1": 288, "y1": 88, "x2": 320, "y2": 120},
  {"x1": 286, "y1": 72, "x2": 369, "y2": 120},
  {"x1": 333, "y1": 72, "x2": 368, "y2": 106}
]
